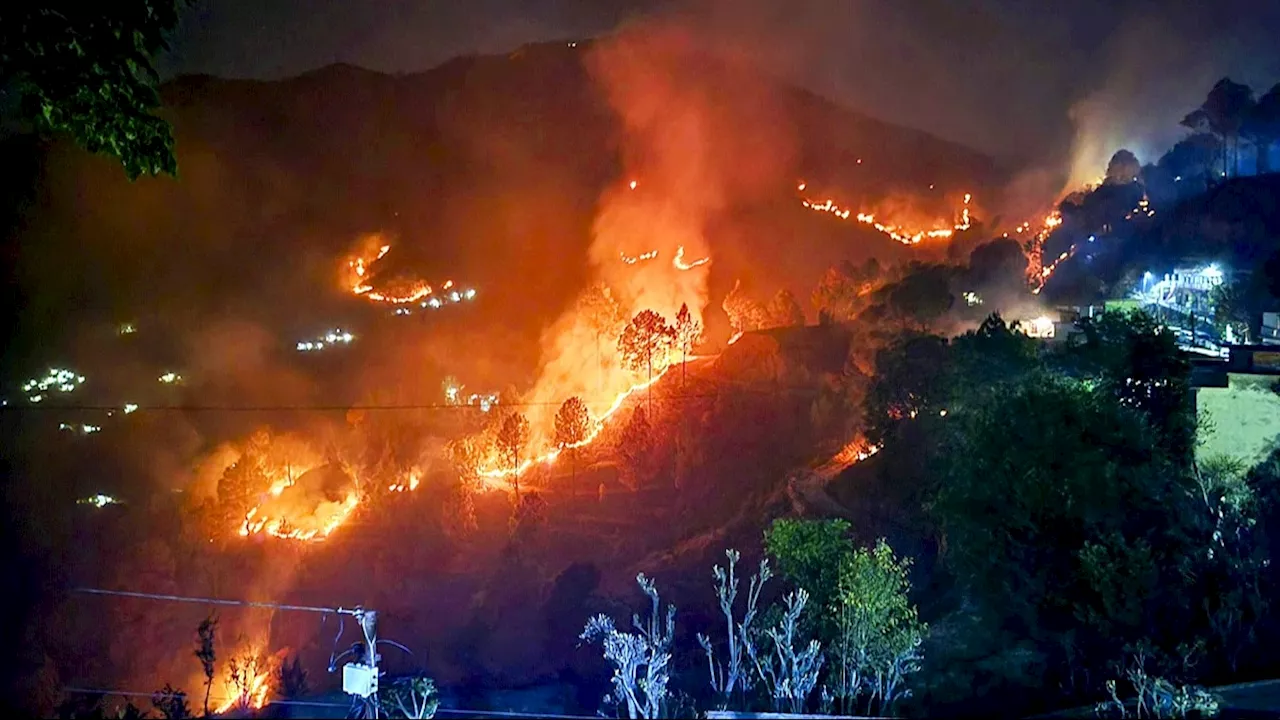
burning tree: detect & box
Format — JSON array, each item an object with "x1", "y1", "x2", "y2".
[
  {"x1": 673, "y1": 303, "x2": 702, "y2": 385},
  {"x1": 767, "y1": 289, "x2": 805, "y2": 329},
  {"x1": 554, "y1": 397, "x2": 592, "y2": 495},
  {"x1": 580, "y1": 282, "x2": 627, "y2": 391},
  {"x1": 497, "y1": 412, "x2": 530, "y2": 501},
  {"x1": 618, "y1": 309, "x2": 675, "y2": 413},
  {"x1": 447, "y1": 436, "x2": 482, "y2": 533},
  {"x1": 723, "y1": 280, "x2": 768, "y2": 333},
  {"x1": 222, "y1": 651, "x2": 272, "y2": 714}
]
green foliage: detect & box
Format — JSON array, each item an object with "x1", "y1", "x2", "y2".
[
  {"x1": 1095, "y1": 650, "x2": 1222, "y2": 719},
  {"x1": 764, "y1": 518, "x2": 854, "y2": 632},
  {"x1": 831, "y1": 539, "x2": 926, "y2": 715},
  {"x1": 1056, "y1": 311, "x2": 1195, "y2": 464},
  {"x1": 934, "y1": 375, "x2": 1203, "y2": 671},
  {"x1": 0, "y1": 2, "x2": 192, "y2": 179},
  {"x1": 378, "y1": 676, "x2": 439, "y2": 719}
]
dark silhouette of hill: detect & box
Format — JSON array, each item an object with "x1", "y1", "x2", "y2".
[{"x1": 2, "y1": 39, "x2": 1000, "y2": 370}]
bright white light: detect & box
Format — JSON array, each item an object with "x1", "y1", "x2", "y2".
[
  {"x1": 1203, "y1": 264, "x2": 1222, "y2": 278},
  {"x1": 124, "y1": 403, "x2": 138, "y2": 414},
  {"x1": 465, "y1": 289, "x2": 476, "y2": 299},
  {"x1": 158, "y1": 372, "x2": 182, "y2": 384},
  {"x1": 78, "y1": 494, "x2": 119, "y2": 508},
  {"x1": 23, "y1": 368, "x2": 86, "y2": 401}
]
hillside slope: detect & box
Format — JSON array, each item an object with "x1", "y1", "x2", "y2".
[{"x1": 3, "y1": 40, "x2": 1000, "y2": 368}]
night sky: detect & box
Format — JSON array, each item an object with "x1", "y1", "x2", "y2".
[{"x1": 162, "y1": 0, "x2": 1280, "y2": 166}]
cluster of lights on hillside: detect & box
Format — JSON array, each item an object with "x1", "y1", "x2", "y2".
[
  {"x1": 297, "y1": 329, "x2": 355, "y2": 353},
  {"x1": 22, "y1": 368, "x2": 85, "y2": 403}
]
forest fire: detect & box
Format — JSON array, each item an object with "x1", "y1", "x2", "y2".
[
  {"x1": 1022, "y1": 211, "x2": 1065, "y2": 293},
  {"x1": 346, "y1": 236, "x2": 474, "y2": 306},
  {"x1": 672, "y1": 245, "x2": 710, "y2": 270},
  {"x1": 212, "y1": 650, "x2": 273, "y2": 714},
  {"x1": 477, "y1": 363, "x2": 677, "y2": 485},
  {"x1": 798, "y1": 185, "x2": 975, "y2": 245}
]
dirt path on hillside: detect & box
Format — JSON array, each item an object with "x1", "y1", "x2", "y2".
[{"x1": 785, "y1": 442, "x2": 880, "y2": 517}]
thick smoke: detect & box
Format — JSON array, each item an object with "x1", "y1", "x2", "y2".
[
  {"x1": 520, "y1": 19, "x2": 796, "y2": 445},
  {"x1": 1061, "y1": 4, "x2": 1280, "y2": 195}
]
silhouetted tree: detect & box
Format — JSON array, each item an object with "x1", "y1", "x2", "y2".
[
  {"x1": 1104, "y1": 149, "x2": 1142, "y2": 185},
  {"x1": 0, "y1": 2, "x2": 192, "y2": 178},
  {"x1": 553, "y1": 397, "x2": 591, "y2": 495},
  {"x1": 1245, "y1": 83, "x2": 1280, "y2": 174},
  {"x1": 619, "y1": 407, "x2": 654, "y2": 488},
  {"x1": 767, "y1": 289, "x2": 805, "y2": 329},
  {"x1": 446, "y1": 437, "x2": 482, "y2": 533},
  {"x1": 276, "y1": 655, "x2": 309, "y2": 701},
  {"x1": 1159, "y1": 132, "x2": 1221, "y2": 191},
  {"x1": 579, "y1": 283, "x2": 626, "y2": 392},
  {"x1": 673, "y1": 303, "x2": 702, "y2": 385},
  {"x1": 619, "y1": 310, "x2": 675, "y2": 413},
  {"x1": 1182, "y1": 78, "x2": 1255, "y2": 177},
  {"x1": 885, "y1": 265, "x2": 955, "y2": 331},
  {"x1": 723, "y1": 280, "x2": 769, "y2": 333},
  {"x1": 151, "y1": 684, "x2": 190, "y2": 719},
  {"x1": 194, "y1": 616, "x2": 217, "y2": 718},
  {"x1": 496, "y1": 412, "x2": 530, "y2": 501}
]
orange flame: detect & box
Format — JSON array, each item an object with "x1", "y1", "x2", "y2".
[
  {"x1": 672, "y1": 245, "x2": 710, "y2": 270},
  {"x1": 213, "y1": 650, "x2": 273, "y2": 714},
  {"x1": 799, "y1": 189, "x2": 974, "y2": 245},
  {"x1": 346, "y1": 241, "x2": 473, "y2": 306},
  {"x1": 620, "y1": 249, "x2": 660, "y2": 265},
  {"x1": 476, "y1": 363, "x2": 679, "y2": 487}
]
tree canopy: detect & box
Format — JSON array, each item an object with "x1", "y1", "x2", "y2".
[{"x1": 0, "y1": 2, "x2": 192, "y2": 178}]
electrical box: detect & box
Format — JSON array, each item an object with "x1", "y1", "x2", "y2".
[{"x1": 343, "y1": 662, "x2": 378, "y2": 697}]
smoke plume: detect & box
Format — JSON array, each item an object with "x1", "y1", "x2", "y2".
[{"x1": 519, "y1": 18, "x2": 797, "y2": 446}]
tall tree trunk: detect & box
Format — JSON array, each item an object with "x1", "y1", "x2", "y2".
[{"x1": 1260, "y1": 140, "x2": 1273, "y2": 175}]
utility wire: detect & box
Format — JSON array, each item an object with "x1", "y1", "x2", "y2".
[
  {"x1": 63, "y1": 687, "x2": 601, "y2": 718},
  {"x1": 73, "y1": 587, "x2": 357, "y2": 616},
  {"x1": 0, "y1": 388, "x2": 824, "y2": 413}
]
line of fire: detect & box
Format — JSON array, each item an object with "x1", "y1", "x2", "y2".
[{"x1": 6, "y1": 7, "x2": 1280, "y2": 720}]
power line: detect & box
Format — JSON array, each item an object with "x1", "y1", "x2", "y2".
[
  {"x1": 62, "y1": 687, "x2": 600, "y2": 718},
  {"x1": 73, "y1": 587, "x2": 355, "y2": 616},
  {"x1": 0, "y1": 386, "x2": 824, "y2": 413}
]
